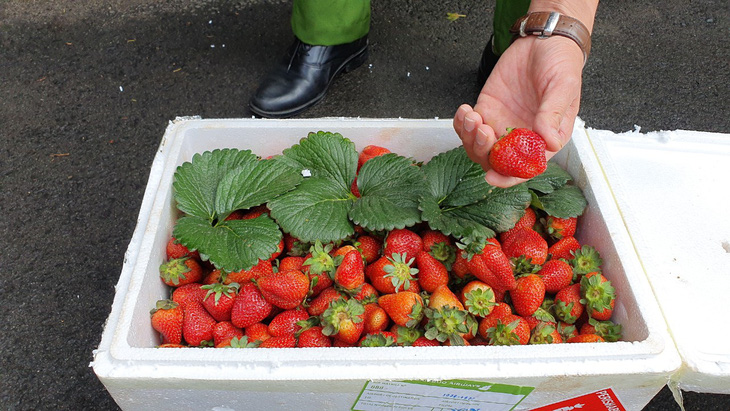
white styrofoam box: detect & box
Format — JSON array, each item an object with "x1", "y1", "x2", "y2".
[
  {"x1": 586, "y1": 127, "x2": 730, "y2": 394},
  {"x1": 92, "y1": 118, "x2": 680, "y2": 411}
]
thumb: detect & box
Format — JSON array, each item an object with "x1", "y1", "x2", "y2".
[{"x1": 533, "y1": 76, "x2": 581, "y2": 152}]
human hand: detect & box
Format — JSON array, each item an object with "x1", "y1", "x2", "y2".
[{"x1": 453, "y1": 35, "x2": 584, "y2": 187}]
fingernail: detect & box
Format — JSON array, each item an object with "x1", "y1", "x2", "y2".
[
  {"x1": 475, "y1": 128, "x2": 488, "y2": 146},
  {"x1": 464, "y1": 117, "x2": 475, "y2": 132}
]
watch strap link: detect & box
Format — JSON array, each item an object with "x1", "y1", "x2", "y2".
[{"x1": 510, "y1": 11, "x2": 592, "y2": 62}]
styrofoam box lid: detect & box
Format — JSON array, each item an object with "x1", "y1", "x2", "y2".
[
  {"x1": 93, "y1": 118, "x2": 682, "y2": 410},
  {"x1": 586, "y1": 127, "x2": 730, "y2": 394}
]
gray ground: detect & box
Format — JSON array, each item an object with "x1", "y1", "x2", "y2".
[{"x1": 1, "y1": 0, "x2": 728, "y2": 409}]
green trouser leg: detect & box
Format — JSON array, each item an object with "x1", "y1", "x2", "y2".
[
  {"x1": 291, "y1": 0, "x2": 371, "y2": 46},
  {"x1": 493, "y1": 0, "x2": 531, "y2": 55}
]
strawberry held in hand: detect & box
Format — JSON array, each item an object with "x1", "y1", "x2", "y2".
[{"x1": 488, "y1": 128, "x2": 547, "y2": 179}]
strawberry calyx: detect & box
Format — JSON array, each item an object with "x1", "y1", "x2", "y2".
[
  {"x1": 587, "y1": 318, "x2": 622, "y2": 342},
  {"x1": 227, "y1": 336, "x2": 261, "y2": 348},
  {"x1": 553, "y1": 300, "x2": 578, "y2": 324},
  {"x1": 150, "y1": 299, "x2": 179, "y2": 315},
  {"x1": 579, "y1": 273, "x2": 615, "y2": 313},
  {"x1": 294, "y1": 316, "x2": 321, "y2": 337},
  {"x1": 383, "y1": 253, "x2": 419, "y2": 293},
  {"x1": 392, "y1": 325, "x2": 423, "y2": 346},
  {"x1": 359, "y1": 332, "x2": 397, "y2": 347},
  {"x1": 429, "y1": 242, "x2": 456, "y2": 269},
  {"x1": 202, "y1": 282, "x2": 240, "y2": 304},
  {"x1": 303, "y1": 241, "x2": 336, "y2": 277},
  {"x1": 320, "y1": 298, "x2": 365, "y2": 337},
  {"x1": 463, "y1": 288, "x2": 497, "y2": 317},
  {"x1": 159, "y1": 257, "x2": 193, "y2": 286},
  {"x1": 570, "y1": 245, "x2": 603, "y2": 277},
  {"x1": 455, "y1": 235, "x2": 488, "y2": 261},
  {"x1": 405, "y1": 301, "x2": 425, "y2": 328},
  {"x1": 487, "y1": 319, "x2": 522, "y2": 346},
  {"x1": 531, "y1": 307, "x2": 556, "y2": 323},
  {"x1": 511, "y1": 256, "x2": 542, "y2": 276},
  {"x1": 423, "y1": 306, "x2": 476, "y2": 346},
  {"x1": 529, "y1": 322, "x2": 557, "y2": 344}
]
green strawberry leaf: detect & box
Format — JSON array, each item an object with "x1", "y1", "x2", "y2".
[
  {"x1": 214, "y1": 156, "x2": 302, "y2": 218},
  {"x1": 420, "y1": 199, "x2": 495, "y2": 239},
  {"x1": 172, "y1": 215, "x2": 282, "y2": 272},
  {"x1": 349, "y1": 153, "x2": 427, "y2": 231},
  {"x1": 173, "y1": 149, "x2": 259, "y2": 220},
  {"x1": 525, "y1": 162, "x2": 573, "y2": 194},
  {"x1": 277, "y1": 131, "x2": 358, "y2": 191},
  {"x1": 532, "y1": 184, "x2": 587, "y2": 218},
  {"x1": 268, "y1": 176, "x2": 356, "y2": 243},
  {"x1": 421, "y1": 146, "x2": 492, "y2": 207}
]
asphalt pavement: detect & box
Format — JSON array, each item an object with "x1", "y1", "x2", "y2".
[{"x1": 1, "y1": 0, "x2": 729, "y2": 410}]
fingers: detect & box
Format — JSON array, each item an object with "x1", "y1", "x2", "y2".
[
  {"x1": 533, "y1": 74, "x2": 582, "y2": 153},
  {"x1": 454, "y1": 104, "x2": 494, "y2": 166}
]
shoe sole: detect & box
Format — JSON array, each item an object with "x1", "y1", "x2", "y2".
[{"x1": 249, "y1": 44, "x2": 369, "y2": 118}]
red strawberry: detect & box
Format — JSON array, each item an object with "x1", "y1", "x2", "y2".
[
  {"x1": 488, "y1": 128, "x2": 547, "y2": 178},
  {"x1": 306, "y1": 287, "x2": 344, "y2": 317},
  {"x1": 355, "y1": 235, "x2": 382, "y2": 264},
  {"x1": 150, "y1": 299, "x2": 184, "y2": 345},
  {"x1": 182, "y1": 301, "x2": 217, "y2": 347},
  {"x1": 223, "y1": 336, "x2": 261, "y2": 348},
  {"x1": 359, "y1": 331, "x2": 398, "y2": 347},
  {"x1": 363, "y1": 303, "x2": 390, "y2": 334},
  {"x1": 366, "y1": 254, "x2": 418, "y2": 294},
  {"x1": 159, "y1": 257, "x2": 203, "y2": 287},
  {"x1": 201, "y1": 282, "x2": 239, "y2": 322},
  {"x1": 485, "y1": 314, "x2": 530, "y2": 345},
  {"x1": 423, "y1": 306, "x2": 478, "y2": 346},
  {"x1": 166, "y1": 237, "x2": 200, "y2": 260},
  {"x1": 450, "y1": 252, "x2": 471, "y2": 279},
  {"x1": 171, "y1": 283, "x2": 206, "y2": 308},
  {"x1": 351, "y1": 176, "x2": 361, "y2": 197},
  {"x1": 510, "y1": 274, "x2": 546, "y2": 317},
  {"x1": 579, "y1": 318, "x2": 622, "y2": 342},
  {"x1": 464, "y1": 242, "x2": 516, "y2": 292},
  {"x1": 557, "y1": 321, "x2": 579, "y2": 341},
  {"x1": 529, "y1": 322, "x2": 563, "y2": 344},
  {"x1": 268, "y1": 309, "x2": 310, "y2": 338},
  {"x1": 241, "y1": 205, "x2": 269, "y2": 220},
  {"x1": 477, "y1": 302, "x2": 512, "y2": 339},
  {"x1": 383, "y1": 228, "x2": 423, "y2": 262},
  {"x1": 544, "y1": 216, "x2": 577, "y2": 240},
  {"x1": 537, "y1": 259, "x2": 573, "y2": 293},
  {"x1": 421, "y1": 230, "x2": 456, "y2": 267},
  {"x1": 212, "y1": 321, "x2": 244, "y2": 347},
  {"x1": 244, "y1": 322, "x2": 272, "y2": 343},
  {"x1": 411, "y1": 336, "x2": 441, "y2": 347},
  {"x1": 279, "y1": 256, "x2": 305, "y2": 272},
  {"x1": 499, "y1": 207, "x2": 537, "y2": 244},
  {"x1": 334, "y1": 249, "x2": 365, "y2": 291},
  {"x1": 553, "y1": 283, "x2": 584, "y2": 324},
  {"x1": 256, "y1": 269, "x2": 310, "y2": 309},
  {"x1": 259, "y1": 335, "x2": 297, "y2": 348},
  {"x1": 230, "y1": 283, "x2": 273, "y2": 328},
  {"x1": 307, "y1": 264, "x2": 334, "y2": 298},
  {"x1": 459, "y1": 280, "x2": 497, "y2": 318},
  {"x1": 296, "y1": 326, "x2": 332, "y2": 347},
  {"x1": 351, "y1": 282, "x2": 379, "y2": 302},
  {"x1": 580, "y1": 272, "x2": 616, "y2": 320},
  {"x1": 283, "y1": 233, "x2": 309, "y2": 257},
  {"x1": 202, "y1": 269, "x2": 224, "y2": 285},
  {"x1": 332, "y1": 244, "x2": 358, "y2": 260},
  {"x1": 567, "y1": 334, "x2": 605, "y2": 343},
  {"x1": 415, "y1": 251, "x2": 449, "y2": 293},
  {"x1": 429, "y1": 284, "x2": 464, "y2": 310},
  {"x1": 548, "y1": 236, "x2": 581, "y2": 260},
  {"x1": 378, "y1": 291, "x2": 424, "y2": 328},
  {"x1": 320, "y1": 298, "x2": 366, "y2": 345},
  {"x1": 501, "y1": 228, "x2": 548, "y2": 267},
  {"x1": 358, "y1": 144, "x2": 391, "y2": 171},
  {"x1": 225, "y1": 259, "x2": 273, "y2": 285}
]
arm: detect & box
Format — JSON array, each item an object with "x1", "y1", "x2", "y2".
[{"x1": 453, "y1": 0, "x2": 598, "y2": 187}]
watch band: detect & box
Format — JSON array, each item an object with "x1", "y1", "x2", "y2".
[{"x1": 510, "y1": 11, "x2": 592, "y2": 63}]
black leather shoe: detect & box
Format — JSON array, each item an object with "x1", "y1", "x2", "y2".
[
  {"x1": 477, "y1": 35, "x2": 499, "y2": 86},
  {"x1": 249, "y1": 36, "x2": 369, "y2": 118}
]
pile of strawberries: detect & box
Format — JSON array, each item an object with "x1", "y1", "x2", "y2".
[{"x1": 151, "y1": 149, "x2": 620, "y2": 349}]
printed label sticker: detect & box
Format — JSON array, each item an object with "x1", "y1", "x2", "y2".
[{"x1": 529, "y1": 388, "x2": 626, "y2": 411}]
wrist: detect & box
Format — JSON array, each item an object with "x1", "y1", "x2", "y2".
[{"x1": 528, "y1": 0, "x2": 598, "y2": 33}]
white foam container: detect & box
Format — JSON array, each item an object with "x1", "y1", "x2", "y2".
[
  {"x1": 586, "y1": 127, "x2": 730, "y2": 395},
  {"x1": 92, "y1": 118, "x2": 681, "y2": 410}
]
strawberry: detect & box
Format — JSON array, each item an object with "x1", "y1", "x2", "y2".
[
  {"x1": 255, "y1": 269, "x2": 310, "y2": 309},
  {"x1": 529, "y1": 322, "x2": 563, "y2": 344},
  {"x1": 279, "y1": 256, "x2": 305, "y2": 272},
  {"x1": 510, "y1": 274, "x2": 545, "y2": 317},
  {"x1": 283, "y1": 233, "x2": 309, "y2": 257},
  {"x1": 423, "y1": 306, "x2": 478, "y2": 346},
  {"x1": 182, "y1": 301, "x2": 217, "y2": 347},
  {"x1": 150, "y1": 299, "x2": 184, "y2": 345},
  {"x1": 421, "y1": 230, "x2": 456, "y2": 268},
  {"x1": 383, "y1": 228, "x2": 423, "y2": 262},
  {"x1": 306, "y1": 287, "x2": 344, "y2": 316},
  {"x1": 159, "y1": 257, "x2": 203, "y2": 287},
  {"x1": 463, "y1": 241, "x2": 516, "y2": 292},
  {"x1": 366, "y1": 253, "x2": 419, "y2": 294},
  {"x1": 485, "y1": 314, "x2": 530, "y2": 345},
  {"x1": 499, "y1": 207, "x2": 537, "y2": 244},
  {"x1": 501, "y1": 228, "x2": 548, "y2": 268},
  {"x1": 166, "y1": 237, "x2": 200, "y2": 260},
  {"x1": 363, "y1": 303, "x2": 390, "y2": 334},
  {"x1": 415, "y1": 251, "x2": 449, "y2": 293},
  {"x1": 557, "y1": 321, "x2": 578, "y2": 341},
  {"x1": 548, "y1": 236, "x2": 581, "y2": 260},
  {"x1": 351, "y1": 282, "x2": 379, "y2": 302},
  {"x1": 212, "y1": 321, "x2": 244, "y2": 347},
  {"x1": 259, "y1": 335, "x2": 297, "y2": 348},
  {"x1": 296, "y1": 325, "x2": 332, "y2": 347},
  {"x1": 580, "y1": 272, "x2": 616, "y2": 320},
  {"x1": 355, "y1": 235, "x2": 382, "y2": 264},
  {"x1": 225, "y1": 259, "x2": 273, "y2": 285},
  {"x1": 411, "y1": 336, "x2": 441, "y2": 347},
  {"x1": 460, "y1": 281, "x2": 497, "y2": 317},
  {"x1": 332, "y1": 244, "x2": 358, "y2": 260},
  {"x1": 320, "y1": 298, "x2": 366, "y2": 345},
  {"x1": 358, "y1": 144, "x2": 391, "y2": 171},
  {"x1": 171, "y1": 283, "x2": 206, "y2": 308},
  {"x1": 580, "y1": 318, "x2": 622, "y2": 342},
  {"x1": 201, "y1": 282, "x2": 239, "y2": 322},
  {"x1": 570, "y1": 245, "x2": 603, "y2": 277},
  {"x1": 544, "y1": 216, "x2": 577, "y2": 240},
  {"x1": 244, "y1": 322, "x2": 272, "y2": 344},
  {"x1": 268, "y1": 309, "x2": 310, "y2": 338},
  {"x1": 269, "y1": 238, "x2": 285, "y2": 261},
  {"x1": 477, "y1": 302, "x2": 512, "y2": 339},
  {"x1": 334, "y1": 249, "x2": 365, "y2": 291},
  {"x1": 567, "y1": 334, "x2": 605, "y2": 343},
  {"x1": 488, "y1": 128, "x2": 547, "y2": 179},
  {"x1": 303, "y1": 241, "x2": 337, "y2": 278},
  {"x1": 351, "y1": 176, "x2": 361, "y2": 197},
  {"x1": 553, "y1": 283, "x2": 584, "y2": 324},
  {"x1": 450, "y1": 252, "x2": 471, "y2": 279},
  {"x1": 307, "y1": 266, "x2": 334, "y2": 298},
  {"x1": 230, "y1": 283, "x2": 273, "y2": 329},
  {"x1": 223, "y1": 210, "x2": 246, "y2": 221},
  {"x1": 429, "y1": 284, "x2": 464, "y2": 310},
  {"x1": 378, "y1": 291, "x2": 424, "y2": 328},
  {"x1": 524, "y1": 307, "x2": 556, "y2": 331},
  {"x1": 390, "y1": 325, "x2": 423, "y2": 346},
  {"x1": 241, "y1": 205, "x2": 269, "y2": 220},
  {"x1": 158, "y1": 343, "x2": 187, "y2": 348},
  {"x1": 359, "y1": 331, "x2": 398, "y2": 347},
  {"x1": 224, "y1": 336, "x2": 261, "y2": 348},
  {"x1": 202, "y1": 269, "x2": 224, "y2": 285},
  {"x1": 537, "y1": 259, "x2": 573, "y2": 293}
]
